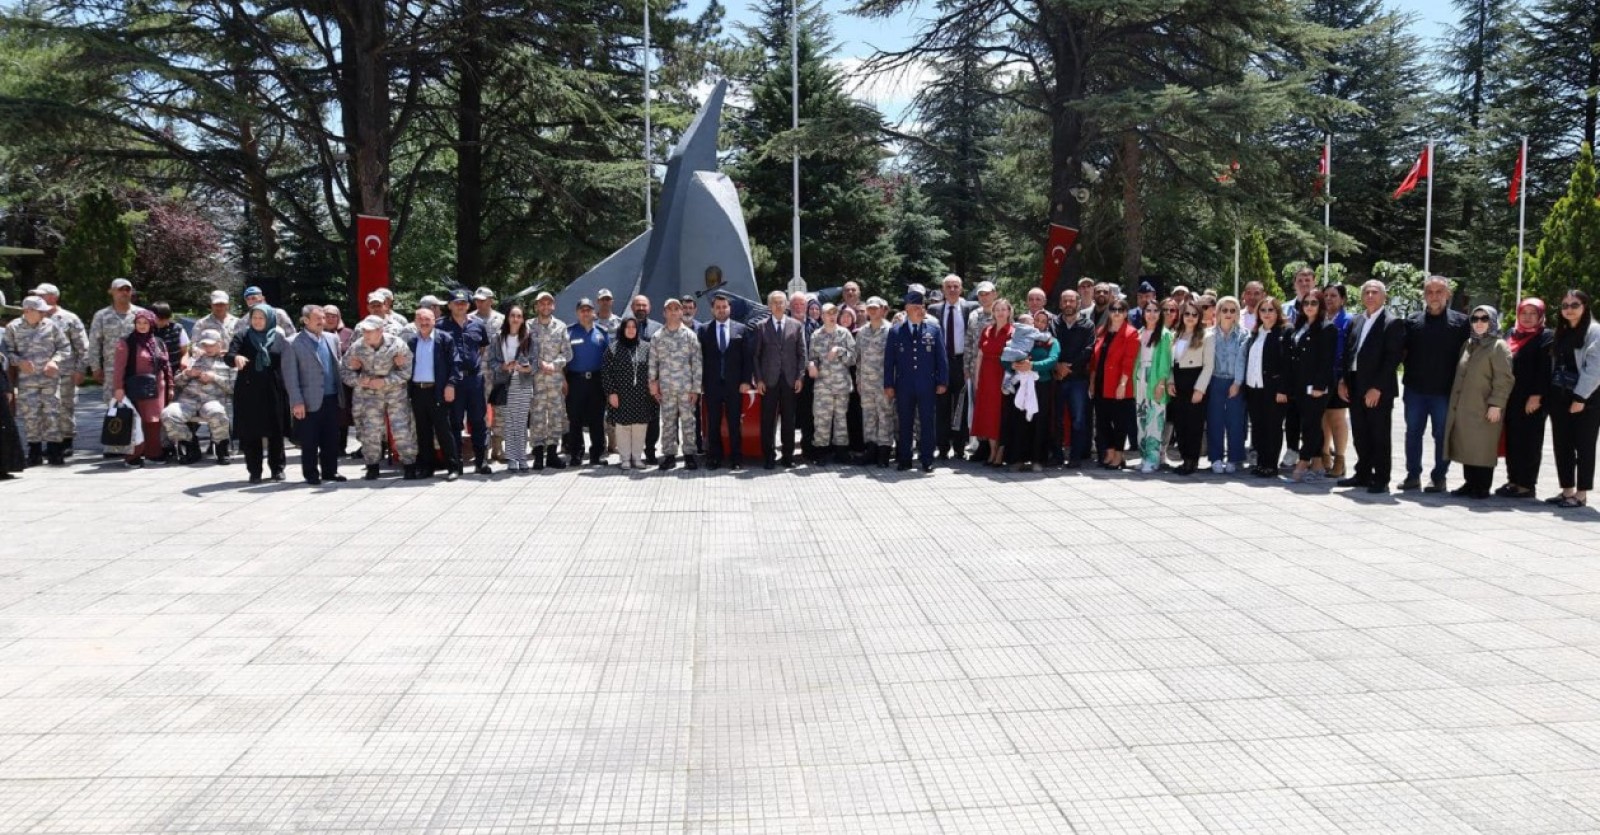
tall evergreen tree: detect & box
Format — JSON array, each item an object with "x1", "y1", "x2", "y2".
[
  {"x1": 54, "y1": 191, "x2": 134, "y2": 305},
  {"x1": 907, "y1": 46, "x2": 1000, "y2": 281},
  {"x1": 729, "y1": 0, "x2": 894, "y2": 292},
  {"x1": 1517, "y1": 142, "x2": 1600, "y2": 304},
  {"x1": 885, "y1": 177, "x2": 949, "y2": 295}
]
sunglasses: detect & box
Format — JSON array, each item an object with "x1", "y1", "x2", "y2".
[
  {"x1": 1109, "y1": 308, "x2": 1128, "y2": 314},
  {"x1": 1470, "y1": 314, "x2": 1492, "y2": 323},
  {"x1": 1183, "y1": 311, "x2": 1200, "y2": 317},
  {"x1": 1220, "y1": 308, "x2": 1238, "y2": 314},
  {"x1": 1162, "y1": 307, "x2": 1178, "y2": 313},
  {"x1": 1562, "y1": 302, "x2": 1584, "y2": 311}
]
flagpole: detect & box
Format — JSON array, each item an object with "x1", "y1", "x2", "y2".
[
  {"x1": 1423, "y1": 139, "x2": 1434, "y2": 275},
  {"x1": 1323, "y1": 134, "x2": 1331, "y2": 280},
  {"x1": 1233, "y1": 132, "x2": 1241, "y2": 297},
  {"x1": 642, "y1": 0, "x2": 652, "y2": 229},
  {"x1": 790, "y1": 0, "x2": 802, "y2": 291},
  {"x1": 1516, "y1": 135, "x2": 1528, "y2": 304}
]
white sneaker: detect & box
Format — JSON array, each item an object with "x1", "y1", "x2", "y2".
[
  {"x1": 1280, "y1": 450, "x2": 1298, "y2": 469},
  {"x1": 1211, "y1": 461, "x2": 1226, "y2": 474},
  {"x1": 1223, "y1": 462, "x2": 1238, "y2": 474}
]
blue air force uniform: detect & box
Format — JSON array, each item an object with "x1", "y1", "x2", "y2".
[{"x1": 884, "y1": 297, "x2": 948, "y2": 468}]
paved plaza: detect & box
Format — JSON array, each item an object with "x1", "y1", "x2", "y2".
[{"x1": 4, "y1": 398, "x2": 1600, "y2": 832}]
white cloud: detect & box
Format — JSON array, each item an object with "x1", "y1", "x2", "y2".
[{"x1": 834, "y1": 57, "x2": 933, "y2": 123}]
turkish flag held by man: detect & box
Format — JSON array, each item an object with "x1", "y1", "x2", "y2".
[
  {"x1": 356, "y1": 214, "x2": 391, "y2": 302},
  {"x1": 1393, "y1": 145, "x2": 1431, "y2": 199},
  {"x1": 1040, "y1": 223, "x2": 1079, "y2": 297}
]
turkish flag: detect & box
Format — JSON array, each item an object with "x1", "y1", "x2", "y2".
[
  {"x1": 1510, "y1": 141, "x2": 1526, "y2": 205},
  {"x1": 356, "y1": 214, "x2": 391, "y2": 303},
  {"x1": 1040, "y1": 223, "x2": 1079, "y2": 297},
  {"x1": 1393, "y1": 145, "x2": 1430, "y2": 199}
]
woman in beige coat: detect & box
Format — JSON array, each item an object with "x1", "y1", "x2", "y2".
[{"x1": 1445, "y1": 305, "x2": 1514, "y2": 499}]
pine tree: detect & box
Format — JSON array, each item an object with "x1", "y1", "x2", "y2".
[
  {"x1": 54, "y1": 192, "x2": 134, "y2": 307},
  {"x1": 728, "y1": 0, "x2": 895, "y2": 293},
  {"x1": 1243, "y1": 229, "x2": 1286, "y2": 301},
  {"x1": 886, "y1": 178, "x2": 948, "y2": 296},
  {"x1": 1523, "y1": 142, "x2": 1600, "y2": 303},
  {"x1": 907, "y1": 46, "x2": 999, "y2": 280}
]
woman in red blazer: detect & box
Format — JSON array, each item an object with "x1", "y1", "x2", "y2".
[{"x1": 1090, "y1": 302, "x2": 1141, "y2": 469}]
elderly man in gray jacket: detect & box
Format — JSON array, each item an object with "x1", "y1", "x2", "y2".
[{"x1": 280, "y1": 304, "x2": 349, "y2": 485}]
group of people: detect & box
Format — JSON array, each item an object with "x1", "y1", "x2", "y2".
[{"x1": 3, "y1": 269, "x2": 1598, "y2": 510}]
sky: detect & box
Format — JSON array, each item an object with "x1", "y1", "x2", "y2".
[{"x1": 698, "y1": 0, "x2": 1459, "y2": 122}]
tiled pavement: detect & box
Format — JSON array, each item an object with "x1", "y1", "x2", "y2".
[{"x1": 3, "y1": 397, "x2": 1600, "y2": 832}]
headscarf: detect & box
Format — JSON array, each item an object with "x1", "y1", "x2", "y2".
[
  {"x1": 1468, "y1": 305, "x2": 1501, "y2": 347},
  {"x1": 1507, "y1": 298, "x2": 1546, "y2": 356},
  {"x1": 127, "y1": 309, "x2": 164, "y2": 362},
  {"x1": 245, "y1": 303, "x2": 278, "y2": 369}
]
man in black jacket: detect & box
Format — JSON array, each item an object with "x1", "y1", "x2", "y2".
[
  {"x1": 699, "y1": 293, "x2": 755, "y2": 469},
  {"x1": 925, "y1": 274, "x2": 979, "y2": 460},
  {"x1": 1400, "y1": 276, "x2": 1470, "y2": 492},
  {"x1": 1338, "y1": 280, "x2": 1406, "y2": 493},
  {"x1": 404, "y1": 308, "x2": 464, "y2": 480},
  {"x1": 1052, "y1": 289, "x2": 1097, "y2": 467}
]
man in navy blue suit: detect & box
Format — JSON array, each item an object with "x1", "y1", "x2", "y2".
[
  {"x1": 404, "y1": 307, "x2": 465, "y2": 480},
  {"x1": 884, "y1": 288, "x2": 948, "y2": 472},
  {"x1": 699, "y1": 293, "x2": 755, "y2": 470}
]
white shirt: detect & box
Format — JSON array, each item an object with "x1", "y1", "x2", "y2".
[
  {"x1": 942, "y1": 300, "x2": 965, "y2": 353},
  {"x1": 1246, "y1": 333, "x2": 1267, "y2": 388},
  {"x1": 1351, "y1": 309, "x2": 1381, "y2": 371},
  {"x1": 1174, "y1": 337, "x2": 1190, "y2": 361},
  {"x1": 502, "y1": 336, "x2": 521, "y2": 364}
]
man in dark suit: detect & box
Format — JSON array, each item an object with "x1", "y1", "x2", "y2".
[
  {"x1": 886, "y1": 288, "x2": 949, "y2": 472},
  {"x1": 925, "y1": 274, "x2": 978, "y2": 460},
  {"x1": 404, "y1": 307, "x2": 465, "y2": 480},
  {"x1": 754, "y1": 289, "x2": 807, "y2": 469},
  {"x1": 700, "y1": 293, "x2": 755, "y2": 469},
  {"x1": 1337, "y1": 279, "x2": 1406, "y2": 494},
  {"x1": 280, "y1": 304, "x2": 349, "y2": 485}
]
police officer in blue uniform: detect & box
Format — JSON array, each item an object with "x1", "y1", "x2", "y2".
[
  {"x1": 884, "y1": 288, "x2": 948, "y2": 472},
  {"x1": 564, "y1": 297, "x2": 610, "y2": 465}
]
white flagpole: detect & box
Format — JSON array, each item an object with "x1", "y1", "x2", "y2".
[
  {"x1": 1232, "y1": 132, "x2": 1241, "y2": 297},
  {"x1": 643, "y1": 0, "x2": 652, "y2": 229},
  {"x1": 1323, "y1": 134, "x2": 1331, "y2": 280},
  {"x1": 790, "y1": 0, "x2": 802, "y2": 290},
  {"x1": 1423, "y1": 139, "x2": 1434, "y2": 275},
  {"x1": 1516, "y1": 135, "x2": 1528, "y2": 304}
]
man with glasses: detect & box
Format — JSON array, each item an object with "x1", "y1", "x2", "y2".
[{"x1": 1398, "y1": 276, "x2": 1469, "y2": 492}]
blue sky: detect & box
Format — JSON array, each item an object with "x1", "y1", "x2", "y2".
[{"x1": 701, "y1": 0, "x2": 1459, "y2": 121}]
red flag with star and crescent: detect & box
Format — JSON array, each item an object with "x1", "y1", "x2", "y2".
[
  {"x1": 355, "y1": 214, "x2": 391, "y2": 303},
  {"x1": 1510, "y1": 142, "x2": 1526, "y2": 205},
  {"x1": 1393, "y1": 145, "x2": 1431, "y2": 199},
  {"x1": 1040, "y1": 223, "x2": 1079, "y2": 297}
]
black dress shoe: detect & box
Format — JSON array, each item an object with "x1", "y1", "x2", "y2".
[
  {"x1": 920, "y1": 463, "x2": 934, "y2": 473},
  {"x1": 950, "y1": 449, "x2": 966, "y2": 461},
  {"x1": 1397, "y1": 477, "x2": 1422, "y2": 491},
  {"x1": 706, "y1": 459, "x2": 722, "y2": 470},
  {"x1": 659, "y1": 455, "x2": 676, "y2": 471},
  {"x1": 306, "y1": 476, "x2": 322, "y2": 486},
  {"x1": 644, "y1": 452, "x2": 658, "y2": 465},
  {"x1": 269, "y1": 470, "x2": 285, "y2": 482},
  {"x1": 248, "y1": 473, "x2": 262, "y2": 484},
  {"x1": 780, "y1": 458, "x2": 796, "y2": 469},
  {"x1": 445, "y1": 471, "x2": 459, "y2": 482},
  {"x1": 896, "y1": 462, "x2": 912, "y2": 471},
  {"x1": 1367, "y1": 483, "x2": 1389, "y2": 494},
  {"x1": 684, "y1": 457, "x2": 699, "y2": 471},
  {"x1": 730, "y1": 459, "x2": 744, "y2": 470},
  {"x1": 1336, "y1": 476, "x2": 1367, "y2": 488},
  {"x1": 329, "y1": 474, "x2": 347, "y2": 483},
  {"x1": 475, "y1": 464, "x2": 493, "y2": 475},
  {"x1": 764, "y1": 461, "x2": 776, "y2": 470},
  {"x1": 363, "y1": 465, "x2": 380, "y2": 481},
  {"x1": 936, "y1": 450, "x2": 949, "y2": 461},
  {"x1": 1424, "y1": 480, "x2": 1446, "y2": 493}
]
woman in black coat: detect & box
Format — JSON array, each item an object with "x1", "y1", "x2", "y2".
[
  {"x1": 1287, "y1": 294, "x2": 1340, "y2": 483},
  {"x1": 225, "y1": 305, "x2": 289, "y2": 482},
  {"x1": 0, "y1": 356, "x2": 24, "y2": 479},
  {"x1": 1500, "y1": 298, "x2": 1553, "y2": 498},
  {"x1": 1244, "y1": 298, "x2": 1291, "y2": 478}
]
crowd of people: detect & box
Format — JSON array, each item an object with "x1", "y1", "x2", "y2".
[{"x1": 2, "y1": 269, "x2": 1598, "y2": 509}]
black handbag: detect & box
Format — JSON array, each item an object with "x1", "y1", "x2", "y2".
[
  {"x1": 489, "y1": 382, "x2": 508, "y2": 406},
  {"x1": 126, "y1": 373, "x2": 160, "y2": 402},
  {"x1": 100, "y1": 401, "x2": 135, "y2": 446}
]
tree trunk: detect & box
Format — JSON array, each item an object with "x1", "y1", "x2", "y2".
[
  {"x1": 455, "y1": 0, "x2": 486, "y2": 290},
  {"x1": 338, "y1": 0, "x2": 391, "y2": 308},
  {"x1": 1120, "y1": 130, "x2": 1143, "y2": 286},
  {"x1": 1046, "y1": 16, "x2": 1088, "y2": 285}
]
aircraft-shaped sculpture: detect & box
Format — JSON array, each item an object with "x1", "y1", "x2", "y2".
[{"x1": 553, "y1": 79, "x2": 762, "y2": 325}]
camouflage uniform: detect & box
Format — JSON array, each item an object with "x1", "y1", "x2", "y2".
[
  {"x1": 809, "y1": 326, "x2": 856, "y2": 446},
  {"x1": 855, "y1": 320, "x2": 895, "y2": 447},
  {"x1": 1, "y1": 317, "x2": 71, "y2": 444},
  {"x1": 965, "y1": 306, "x2": 994, "y2": 381},
  {"x1": 528, "y1": 317, "x2": 572, "y2": 447},
  {"x1": 341, "y1": 334, "x2": 418, "y2": 465},
  {"x1": 87, "y1": 305, "x2": 146, "y2": 454},
  {"x1": 192, "y1": 312, "x2": 239, "y2": 424},
  {"x1": 161, "y1": 353, "x2": 234, "y2": 443},
  {"x1": 47, "y1": 307, "x2": 89, "y2": 440},
  {"x1": 648, "y1": 323, "x2": 702, "y2": 456}
]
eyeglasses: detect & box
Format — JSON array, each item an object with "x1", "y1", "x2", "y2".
[
  {"x1": 1562, "y1": 303, "x2": 1584, "y2": 311},
  {"x1": 1470, "y1": 314, "x2": 1492, "y2": 323},
  {"x1": 1109, "y1": 308, "x2": 1127, "y2": 314}
]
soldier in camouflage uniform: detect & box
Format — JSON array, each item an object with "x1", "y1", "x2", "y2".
[
  {"x1": 527, "y1": 292, "x2": 573, "y2": 467},
  {"x1": 31, "y1": 284, "x2": 89, "y2": 452},
  {"x1": 855, "y1": 296, "x2": 896, "y2": 466},
  {"x1": 2, "y1": 297, "x2": 71, "y2": 466},
  {"x1": 648, "y1": 297, "x2": 702, "y2": 470},
  {"x1": 87, "y1": 278, "x2": 147, "y2": 456},
  {"x1": 807, "y1": 303, "x2": 857, "y2": 464},
  {"x1": 341, "y1": 316, "x2": 420, "y2": 480},
  {"x1": 161, "y1": 329, "x2": 235, "y2": 464}
]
